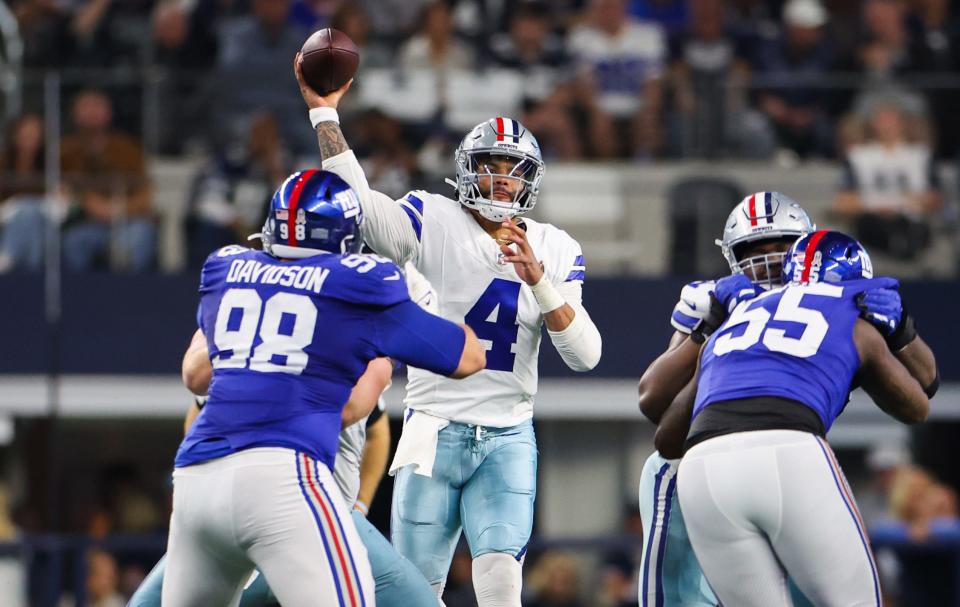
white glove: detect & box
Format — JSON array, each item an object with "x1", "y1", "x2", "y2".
[
  {"x1": 404, "y1": 262, "x2": 439, "y2": 314},
  {"x1": 670, "y1": 280, "x2": 716, "y2": 334}
]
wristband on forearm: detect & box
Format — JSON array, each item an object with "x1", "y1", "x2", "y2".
[
  {"x1": 353, "y1": 500, "x2": 369, "y2": 515},
  {"x1": 309, "y1": 107, "x2": 340, "y2": 129},
  {"x1": 530, "y1": 275, "x2": 565, "y2": 314},
  {"x1": 887, "y1": 313, "x2": 917, "y2": 352}
]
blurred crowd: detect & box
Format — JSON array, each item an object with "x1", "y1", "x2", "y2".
[{"x1": 0, "y1": 0, "x2": 957, "y2": 272}]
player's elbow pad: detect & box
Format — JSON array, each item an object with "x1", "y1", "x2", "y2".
[{"x1": 548, "y1": 310, "x2": 602, "y2": 372}]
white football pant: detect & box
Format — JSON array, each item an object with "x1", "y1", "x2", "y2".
[
  {"x1": 678, "y1": 430, "x2": 880, "y2": 607},
  {"x1": 162, "y1": 447, "x2": 375, "y2": 607}
]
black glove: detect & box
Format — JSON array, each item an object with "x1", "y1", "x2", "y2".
[
  {"x1": 885, "y1": 300, "x2": 918, "y2": 352},
  {"x1": 690, "y1": 294, "x2": 727, "y2": 345}
]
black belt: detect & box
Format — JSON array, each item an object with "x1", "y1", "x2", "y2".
[{"x1": 685, "y1": 397, "x2": 826, "y2": 453}]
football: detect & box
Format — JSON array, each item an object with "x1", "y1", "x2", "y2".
[{"x1": 298, "y1": 28, "x2": 359, "y2": 96}]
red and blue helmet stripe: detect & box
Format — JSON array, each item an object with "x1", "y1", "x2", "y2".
[
  {"x1": 783, "y1": 230, "x2": 873, "y2": 285},
  {"x1": 263, "y1": 170, "x2": 363, "y2": 257}
]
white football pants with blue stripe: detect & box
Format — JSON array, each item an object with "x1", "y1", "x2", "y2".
[
  {"x1": 392, "y1": 419, "x2": 537, "y2": 587},
  {"x1": 131, "y1": 510, "x2": 436, "y2": 607},
  {"x1": 639, "y1": 451, "x2": 718, "y2": 607},
  {"x1": 678, "y1": 430, "x2": 880, "y2": 607},
  {"x1": 162, "y1": 448, "x2": 375, "y2": 607}
]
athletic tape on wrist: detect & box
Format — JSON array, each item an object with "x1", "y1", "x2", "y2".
[
  {"x1": 530, "y1": 275, "x2": 565, "y2": 314},
  {"x1": 309, "y1": 107, "x2": 339, "y2": 129}
]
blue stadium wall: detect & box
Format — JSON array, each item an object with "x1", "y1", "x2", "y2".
[{"x1": 1, "y1": 275, "x2": 958, "y2": 379}]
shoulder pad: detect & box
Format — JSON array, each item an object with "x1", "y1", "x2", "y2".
[
  {"x1": 324, "y1": 254, "x2": 410, "y2": 307},
  {"x1": 200, "y1": 246, "x2": 255, "y2": 290}
]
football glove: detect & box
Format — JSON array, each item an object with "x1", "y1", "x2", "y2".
[
  {"x1": 670, "y1": 280, "x2": 716, "y2": 334},
  {"x1": 856, "y1": 278, "x2": 918, "y2": 351},
  {"x1": 714, "y1": 274, "x2": 762, "y2": 314},
  {"x1": 690, "y1": 274, "x2": 761, "y2": 345},
  {"x1": 857, "y1": 285, "x2": 902, "y2": 336}
]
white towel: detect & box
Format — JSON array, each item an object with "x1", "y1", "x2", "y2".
[{"x1": 388, "y1": 409, "x2": 450, "y2": 478}]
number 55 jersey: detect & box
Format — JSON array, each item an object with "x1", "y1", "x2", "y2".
[
  {"x1": 175, "y1": 246, "x2": 469, "y2": 470},
  {"x1": 694, "y1": 278, "x2": 895, "y2": 434},
  {"x1": 397, "y1": 191, "x2": 588, "y2": 428}
]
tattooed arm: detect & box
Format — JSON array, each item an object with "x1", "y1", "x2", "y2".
[{"x1": 294, "y1": 54, "x2": 419, "y2": 265}]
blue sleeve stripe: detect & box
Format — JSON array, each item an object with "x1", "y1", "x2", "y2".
[
  {"x1": 404, "y1": 193, "x2": 425, "y2": 215},
  {"x1": 398, "y1": 201, "x2": 423, "y2": 242},
  {"x1": 565, "y1": 270, "x2": 585, "y2": 282},
  {"x1": 574, "y1": 255, "x2": 584, "y2": 266},
  {"x1": 671, "y1": 309, "x2": 698, "y2": 327}
]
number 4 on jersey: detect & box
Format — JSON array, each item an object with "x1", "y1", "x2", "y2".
[{"x1": 464, "y1": 279, "x2": 522, "y2": 372}]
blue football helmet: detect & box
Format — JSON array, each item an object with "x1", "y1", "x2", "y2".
[
  {"x1": 783, "y1": 230, "x2": 874, "y2": 285},
  {"x1": 257, "y1": 170, "x2": 363, "y2": 258}
]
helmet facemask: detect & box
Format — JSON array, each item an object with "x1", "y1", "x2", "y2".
[
  {"x1": 731, "y1": 237, "x2": 797, "y2": 290},
  {"x1": 456, "y1": 150, "x2": 544, "y2": 223}
]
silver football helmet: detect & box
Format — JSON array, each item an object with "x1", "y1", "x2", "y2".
[
  {"x1": 716, "y1": 191, "x2": 816, "y2": 289},
  {"x1": 454, "y1": 117, "x2": 545, "y2": 222}
]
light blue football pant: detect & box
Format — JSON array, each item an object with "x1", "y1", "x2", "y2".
[
  {"x1": 128, "y1": 510, "x2": 436, "y2": 606},
  {"x1": 639, "y1": 451, "x2": 814, "y2": 607},
  {"x1": 392, "y1": 418, "x2": 537, "y2": 585}
]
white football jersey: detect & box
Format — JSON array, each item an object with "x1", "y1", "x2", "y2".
[
  {"x1": 398, "y1": 190, "x2": 585, "y2": 427},
  {"x1": 322, "y1": 150, "x2": 593, "y2": 428}
]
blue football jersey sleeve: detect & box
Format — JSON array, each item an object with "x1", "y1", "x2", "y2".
[{"x1": 371, "y1": 300, "x2": 466, "y2": 376}]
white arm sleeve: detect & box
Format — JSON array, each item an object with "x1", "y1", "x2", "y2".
[
  {"x1": 547, "y1": 280, "x2": 602, "y2": 372},
  {"x1": 322, "y1": 150, "x2": 419, "y2": 265}
]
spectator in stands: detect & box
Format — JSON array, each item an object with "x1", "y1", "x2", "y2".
[
  {"x1": 858, "y1": 0, "x2": 911, "y2": 78},
  {"x1": 753, "y1": 0, "x2": 837, "y2": 159},
  {"x1": 906, "y1": 0, "x2": 960, "y2": 157},
  {"x1": 524, "y1": 551, "x2": 587, "y2": 607},
  {"x1": 890, "y1": 466, "x2": 959, "y2": 541},
  {"x1": 351, "y1": 109, "x2": 421, "y2": 199},
  {"x1": 330, "y1": 3, "x2": 391, "y2": 69},
  {"x1": 215, "y1": 0, "x2": 313, "y2": 154},
  {"x1": 667, "y1": 0, "x2": 768, "y2": 158},
  {"x1": 150, "y1": 0, "x2": 220, "y2": 155},
  {"x1": 360, "y1": 0, "x2": 431, "y2": 40},
  {"x1": 10, "y1": 0, "x2": 71, "y2": 68},
  {"x1": 596, "y1": 505, "x2": 642, "y2": 607},
  {"x1": 58, "y1": 549, "x2": 125, "y2": 607},
  {"x1": 490, "y1": 2, "x2": 581, "y2": 159},
  {"x1": 0, "y1": 113, "x2": 49, "y2": 273},
  {"x1": 187, "y1": 113, "x2": 290, "y2": 267},
  {"x1": 834, "y1": 102, "x2": 941, "y2": 259},
  {"x1": 288, "y1": 0, "x2": 342, "y2": 30},
  {"x1": 567, "y1": 0, "x2": 666, "y2": 158},
  {"x1": 399, "y1": 0, "x2": 475, "y2": 72},
  {"x1": 60, "y1": 91, "x2": 156, "y2": 272}
]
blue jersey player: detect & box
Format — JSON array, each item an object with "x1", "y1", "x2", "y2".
[
  {"x1": 661, "y1": 231, "x2": 937, "y2": 607},
  {"x1": 161, "y1": 170, "x2": 485, "y2": 607},
  {"x1": 636, "y1": 192, "x2": 818, "y2": 607}
]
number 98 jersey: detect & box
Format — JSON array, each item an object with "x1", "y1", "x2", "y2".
[
  {"x1": 694, "y1": 279, "x2": 883, "y2": 432},
  {"x1": 398, "y1": 191, "x2": 585, "y2": 428},
  {"x1": 176, "y1": 246, "x2": 465, "y2": 470}
]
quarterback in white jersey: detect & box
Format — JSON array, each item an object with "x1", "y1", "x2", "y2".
[{"x1": 295, "y1": 59, "x2": 602, "y2": 606}]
